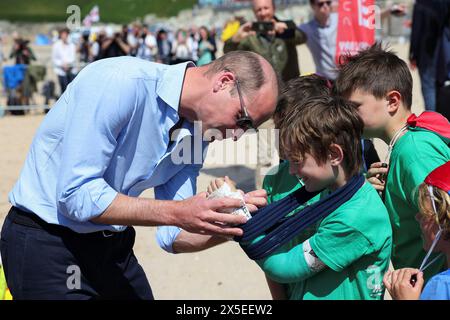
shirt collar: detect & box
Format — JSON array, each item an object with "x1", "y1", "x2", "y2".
[{"x1": 156, "y1": 61, "x2": 195, "y2": 113}]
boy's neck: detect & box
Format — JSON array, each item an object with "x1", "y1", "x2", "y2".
[
  {"x1": 329, "y1": 166, "x2": 349, "y2": 192},
  {"x1": 383, "y1": 109, "x2": 412, "y2": 144}
]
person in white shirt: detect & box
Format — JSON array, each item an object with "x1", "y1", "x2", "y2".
[
  {"x1": 52, "y1": 28, "x2": 77, "y2": 95},
  {"x1": 136, "y1": 26, "x2": 158, "y2": 62}
]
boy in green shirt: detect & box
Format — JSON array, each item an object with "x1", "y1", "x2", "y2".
[
  {"x1": 334, "y1": 43, "x2": 450, "y2": 280},
  {"x1": 255, "y1": 95, "x2": 392, "y2": 299}
]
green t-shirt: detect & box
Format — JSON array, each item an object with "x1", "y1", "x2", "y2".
[
  {"x1": 384, "y1": 128, "x2": 450, "y2": 280},
  {"x1": 261, "y1": 164, "x2": 392, "y2": 300},
  {"x1": 263, "y1": 161, "x2": 300, "y2": 203},
  {"x1": 262, "y1": 161, "x2": 319, "y2": 242}
]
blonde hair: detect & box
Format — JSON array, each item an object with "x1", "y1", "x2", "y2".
[{"x1": 418, "y1": 183, "x2": 450, "y2": 240}]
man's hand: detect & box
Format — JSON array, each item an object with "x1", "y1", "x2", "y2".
[
  {"x1": 383, "y1": 268, "x2": 424, "y2": 300},
  {"x1": 272, "y1": 20, "x2": 288, "y2": 35},
  {"x1": 176, "y1": 192, "x2": 247, "y2": 237},
  {"x1": 366, "y1": 162, "x2": 388, "y2": 192},
  {"x1": 231, "y1": 22, "x2": 256, "y2": 43},
  {"x1": 389, "y1": 4, "x2": 407, "y2": 17}
]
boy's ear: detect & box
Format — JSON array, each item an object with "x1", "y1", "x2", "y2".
[
  {"x1": 328, "y1": 144, "x2": 344, "y2": 166},
  {"x1": 213, "y1": 71, "x2": 235, "y2": 92},
  {"x1": 386, "y1": 90, "x2": 402, "y2": 113}
]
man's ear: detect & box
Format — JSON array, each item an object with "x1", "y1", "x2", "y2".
[
  {"x1": 213, "y1": 71, "x2": 235, "y2": 92},
  {"x1": 386, "y1": 90, "x2": 402, "y2": 113},
  {"x1": 328, "y1": 144, "x2": 344, "y2": 166}
]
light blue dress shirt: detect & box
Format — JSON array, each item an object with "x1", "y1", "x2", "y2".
[
  {"x1": 299, "y1": 13, "x2": 338, "y2": 80},
  {"x1": 9, "y1": 56, "x2": 207, "y2": 234}
]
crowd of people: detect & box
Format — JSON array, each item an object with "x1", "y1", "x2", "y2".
[
  {"x1": 1, "y1": 23, "x2": 219, "y2": 102},
  {"x1": 74, "y1": 24, "x2": 218, "y2": 67},
  {"x1": 51, "y1": 23, "x2": 219, "y2": 96}
]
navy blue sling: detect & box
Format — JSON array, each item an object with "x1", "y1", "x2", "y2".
[{"x1": 235, "y1": 174, "x2": 365, "y2": 260}]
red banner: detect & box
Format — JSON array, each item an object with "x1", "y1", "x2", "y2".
[{"x1": 335, "y1": 0, "x2": 376, "y2": 65}]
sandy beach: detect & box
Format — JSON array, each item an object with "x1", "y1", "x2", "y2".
[{"x1": 0, "y1": 43, "x2": 425, "y2": 299}]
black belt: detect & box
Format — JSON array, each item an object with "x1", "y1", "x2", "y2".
[{"x1": 7, "y1": 206, "x2": 120, "y2": 239}]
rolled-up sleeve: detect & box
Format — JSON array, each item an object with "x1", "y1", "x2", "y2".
[
  {"x1": 155, "y1": 161, "x2": 203, "y2": 253},
  {"x1": 56, "y1": 66, "x2": 137, "y2": 222}
]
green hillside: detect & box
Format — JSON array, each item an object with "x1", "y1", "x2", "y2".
[{"x1": 0, "y1": 0, "x2": 197, "y2": 23}]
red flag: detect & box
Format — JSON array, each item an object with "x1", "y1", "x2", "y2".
[
  {"x1": 336, "y1": 0, "x2": 376, "y2": 65},
  {"x1": 83, "y1": 5, "x2": 100, "y2": 27}
]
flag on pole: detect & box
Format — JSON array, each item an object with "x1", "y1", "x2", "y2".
[
  {"x1": 83, "y1": 5, "x2": 100, "y2": 27},
  {"x1": 335, "y1": 0, "x2": 376, "y2": 65}
]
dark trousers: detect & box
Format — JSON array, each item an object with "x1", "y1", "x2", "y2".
[
  {"x1": 437, "y1": 83, "x2": 450, "y2": 120},
  {"x1": 58, "y1": 72, "x2": 75, "y2": 95},
  {"x1": 0, "y1": 207, "x2": 153, "y2": 300}
]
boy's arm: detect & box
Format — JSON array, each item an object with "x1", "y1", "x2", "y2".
[
  {"x1": 257, "y1": 239, "x2": 327, "y2": 283},
  {"x1": 258, "y1": 222, "x2": 372, "y2": 283},
  {"x1": 172, "y1": 231, "x2": 228, "y2": 253},
  {"x1": 156, "y1": 186, "x2": 268, "y2": 253},
  {"x1": 265, "y1": 275, "x2": 288, "y2": 300}
]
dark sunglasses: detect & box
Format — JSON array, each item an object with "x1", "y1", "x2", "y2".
[
  {"x1": 316, "y1": 0, "x2": 332, "y2": 8},
  {"x1": 235, "y1": 79, "x2": 257, "y2": 131}
]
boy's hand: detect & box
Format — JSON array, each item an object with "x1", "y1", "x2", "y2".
[
  {"x1": 243, "y1": 189, "x2": 268, "y2": 212},
  {"x1": 178, "y1": 192, "x2": 246, "y2": 236},
  {"x1": 207, "y1": 176, "x2": 237, "y2": 195},
  {"x1": 366, "y1": 162, "x2": 388, "y2": 191},
  {"x1": 383, "y1": 268, "x2": 424, "y2": 300}
]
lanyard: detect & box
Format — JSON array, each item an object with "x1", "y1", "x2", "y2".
[
  {"x1": 419, "y1": 185, "x2": 444, "y2": 272},
  {"x1": 379, "y1": 125, "x2": 408, "y2": 198},
  {"x1": 411, "y1": 185, "x2": 444, "y2": 285}
]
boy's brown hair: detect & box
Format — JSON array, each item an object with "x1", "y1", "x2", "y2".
[
  {"x1": 274, "y1": 74, "x2": 331, "y2": 129},
  {"x1": 334, "y1": 42, "x2": 413, "y2": 110},
  {"x1": 280, "y1": 96, "x2": 364, "y2": 177}
]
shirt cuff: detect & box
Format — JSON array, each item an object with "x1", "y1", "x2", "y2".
[{"x1": 156, "y1": 226, "x2": 182, "y2": 253}]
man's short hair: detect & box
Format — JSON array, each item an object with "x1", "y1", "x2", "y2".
[
  {"x1": 280, "y1": 96, "x2": 364, "y2": 177},
  {"x1": 334, "y1": 43, "x2": 413, "y2": 110},
  {"x1": 274, "y1": 74, "x2": 331, "y2": 129},
  {"x1": 204, "y1": 50, "x2": 275, "y2": 97}
]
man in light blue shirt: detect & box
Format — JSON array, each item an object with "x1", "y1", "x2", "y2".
[{"x1": 1, "y1": 50, "x2": 279, "y2": 299}]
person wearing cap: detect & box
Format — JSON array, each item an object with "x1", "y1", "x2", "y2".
[{"x1": 383, "y1": 161, "x2": 450, "y2": 300}]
